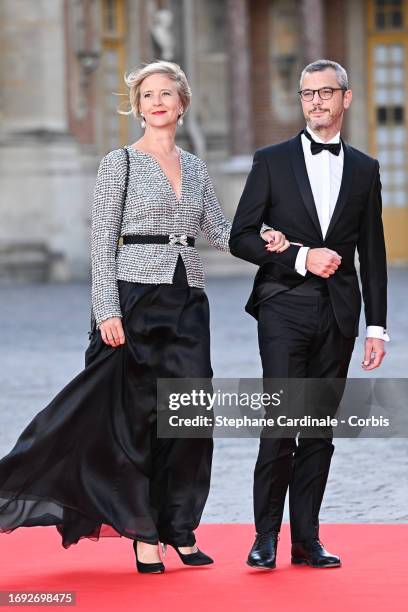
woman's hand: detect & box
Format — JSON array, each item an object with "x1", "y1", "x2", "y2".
[
  {"x1": 99, "y1": 317, "x2": 126, "y2": 347},
  {"x1": 261, "y1": 229, "x2": 303, "y2": 253},
  {"x1": 261, "y1": 229, "x2": 290, "y2": 253}
]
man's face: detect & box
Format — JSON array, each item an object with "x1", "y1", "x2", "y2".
[{"x1": 300, "y1": 68, "x2": 352, "y2": 131}]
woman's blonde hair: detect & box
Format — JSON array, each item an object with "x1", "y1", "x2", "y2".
[{"x1": 118, "y1": 60, "x2": 192, "y2": 119}]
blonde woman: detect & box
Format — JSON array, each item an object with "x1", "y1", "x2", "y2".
[{"x1": 0, "y1": 61, "x2": 289, "y2": 573}]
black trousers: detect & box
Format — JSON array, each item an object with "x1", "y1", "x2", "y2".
[{"x1": 255, "y1": 283, "x2": 355, "y2": 542}]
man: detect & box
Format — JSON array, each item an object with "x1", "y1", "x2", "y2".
[{"x1": 229, "y1": 59, "x2": 389, "y2": 569}]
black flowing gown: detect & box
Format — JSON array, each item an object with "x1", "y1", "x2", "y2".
[{"x1": 0, "y1": 257, "x2": 213, "y2": 548}]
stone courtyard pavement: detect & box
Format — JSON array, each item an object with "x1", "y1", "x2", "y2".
[{"x1": 1, "y1": 267, "x2": 407, "y2": 524}]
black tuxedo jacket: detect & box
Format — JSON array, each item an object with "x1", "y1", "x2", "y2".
[{"x1": 229, "y1": 131, "x2": 388, "y2": 338}]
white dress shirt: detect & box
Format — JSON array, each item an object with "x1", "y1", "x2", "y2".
[
  {"x1": 294, "y1": 126, "x2": 343, "y2": 274},
  {"x1": 262, "y1": 125, "x2": 389, "y2": 341}
]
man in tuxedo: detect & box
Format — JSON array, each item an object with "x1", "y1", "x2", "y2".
[{"x1": 229, "y1": 59, "x2": 389, "y2": 569}]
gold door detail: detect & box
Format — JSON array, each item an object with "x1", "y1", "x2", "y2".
[
  {"x1": 101, "y1": 0, "x2": 127, "y2": 152},
  {"x1": 367, "y1": 0, "x2": 408, "y2": 261}
]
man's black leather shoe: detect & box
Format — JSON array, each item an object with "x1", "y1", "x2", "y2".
[
  {"x1": 291, "y1": 538, "x2": 341, "y2": 568},
  {"x1": 247, "y1": 532, "x2": 279, "y2": 569}
]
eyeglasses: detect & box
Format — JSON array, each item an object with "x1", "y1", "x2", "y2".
[{"x1": 298, "y1": 87, "x2": 347, "y2": 102}]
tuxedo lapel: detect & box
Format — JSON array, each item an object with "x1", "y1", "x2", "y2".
[
  {"x1": 289, "y1": 133, "x2": 323, "y2": 241},
  {"x1": 324, "y1": 138, "x2": 354, "y2": 240}
]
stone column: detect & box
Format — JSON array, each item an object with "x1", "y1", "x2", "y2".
[
  {"x1": 300, "y1": 0, "x2": 325, "y2": 65},
  {"x1": 200, "y1": 0, "x2": 254, "y2": 276},
  {"x1": 345, "y1": 0, "x2": 367, "y2": 151},
  {"x1": 226, "y1": 0, "x2": 253, "y2": 155},
  {"x1": 182, "y1": 0, "x2": 206, "y2": 159}
]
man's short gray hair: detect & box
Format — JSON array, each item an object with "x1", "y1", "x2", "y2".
[{"x1": 300, "y1": 59, "x2": 349, "y2": 90}]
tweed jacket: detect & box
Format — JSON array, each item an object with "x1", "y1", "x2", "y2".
[{"x1": 91, "y1": 145, "x2": 231, "y2": 327}]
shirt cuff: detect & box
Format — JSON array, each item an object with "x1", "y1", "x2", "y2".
[
  {"x1": 366, "y1": 326, "x2": 390, "y2": 342},
  {"x1": 260, "y1": 223, "x2": 273, "y2": 237},
  {"x1": 294, "y1": 246, "x2": 310, "y2": 276}
]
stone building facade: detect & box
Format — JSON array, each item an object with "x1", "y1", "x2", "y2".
[{"x1": 0, "y1": 0, "x2": 407, "y2": 283}]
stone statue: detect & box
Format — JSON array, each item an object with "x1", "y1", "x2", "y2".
[{"x1": 148, "y1": 1, "x2": 175, "y2": 60}]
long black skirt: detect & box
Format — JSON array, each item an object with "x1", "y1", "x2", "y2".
[{"x1": 0, "y1": 257, "x2": 213, "y2": 548}]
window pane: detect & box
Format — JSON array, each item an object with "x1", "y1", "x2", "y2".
[
  {"x1": 390, "y1": 45, "x2": 404, "y2": 62},
  {"x1": 375, "y1": 12, "x2": 386, "y2": 28},
  {"x1": 377, "y1": 107, "x2": 388, "y2": 124},
  {"x1": 376, "y1": 127, "x2": 388, "y2": 144},
  {"x1": 391, "y1": 11, "x2": 403, "y2": 27},
  {"x1": 391, "y1": 67, "x2": 404, "y2": 83},
  {"x1": 388, "y1": 88, "x2": 404, "y2": 104},
  {"x1": 378, "y1": 150, "x2": 392, "y2": 164},
  {"x1": 394, "y1": 106, "x2": 404, "y2": 123},
  {"x1": 375, "y1": 88, "x2": 388, "y2": 104},
  {"x1": 392, "y1": 127, "x2": 405, "y2": 144},
  {"x1": 375, "y1": 67, "x2": 388, "y2": 83},
  {"x1": 392, "y1": 170, "x2": 405, "y2": 185},
  {"x1": 374, "y1": 45, "x2": 388, "y2": 62},
  {"x1": 394, "y1": 191, "x2": 406, "y2": 207},
  {"x1": 104, "y1": 0, "x2": 117, "y2": 33},
  {"x1": 392, "y1": 150, "x2": 405, "y2": 164}
]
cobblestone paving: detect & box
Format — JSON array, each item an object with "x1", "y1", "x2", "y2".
[{"x1": 1, "y1": 268, "x2": 407, "y2": 524}]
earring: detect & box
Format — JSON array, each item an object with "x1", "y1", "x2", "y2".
[
  {"x1": 177, "y1": 115, "x2": 184, "y2": 127},
  {"x1": 140, "y1": 114, "x2": 146, "y2": 129}
]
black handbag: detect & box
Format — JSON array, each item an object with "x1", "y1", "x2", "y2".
[{"x1": 88, "y1": 146, "x2": 130, "y2": 339}]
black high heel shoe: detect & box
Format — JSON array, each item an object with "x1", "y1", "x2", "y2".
[
  {"x1": 133, "y1": 541, "x2": 165, "y2": 574},
  {"x1": 162, "y1": 542, "x2": 214, "y2": 566}
]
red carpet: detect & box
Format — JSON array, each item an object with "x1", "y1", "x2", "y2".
[{"x1": 0, "y1": 524, "x2": 406, "y2": 611}]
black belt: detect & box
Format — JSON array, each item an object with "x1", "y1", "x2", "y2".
[{"x1": 121, "y1": 234, "x2": 195, "y2": 247}]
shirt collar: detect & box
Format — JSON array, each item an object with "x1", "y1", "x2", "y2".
[{"x1": 305, "y1": 125, "x2": 341, "y2": 144}]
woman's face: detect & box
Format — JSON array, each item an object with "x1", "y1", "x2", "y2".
[{"x1": 139, "y1": 73, "x2": 183, "y2": 129}]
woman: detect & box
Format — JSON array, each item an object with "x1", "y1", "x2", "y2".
[{"x1": 0, "y1": 61, "x2": 289, "y2": 573}]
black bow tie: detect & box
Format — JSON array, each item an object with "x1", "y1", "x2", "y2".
[{"x1": 303, "y1": 129, "x2": 341, "y2": 156}]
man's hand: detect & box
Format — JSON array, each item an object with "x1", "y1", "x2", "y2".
[
  {"x1": 362, "y1": 337, "x2": 386, "y2": 371},
  {"x1": 99, "y1": 316, "x2": 126, "y2": 347},
  {"x1": 306, "y1": 248, "x2": 342, "y2": 278},
  {"x1": 261, "y1": 229, "x2": 291, "y2": 253}
]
